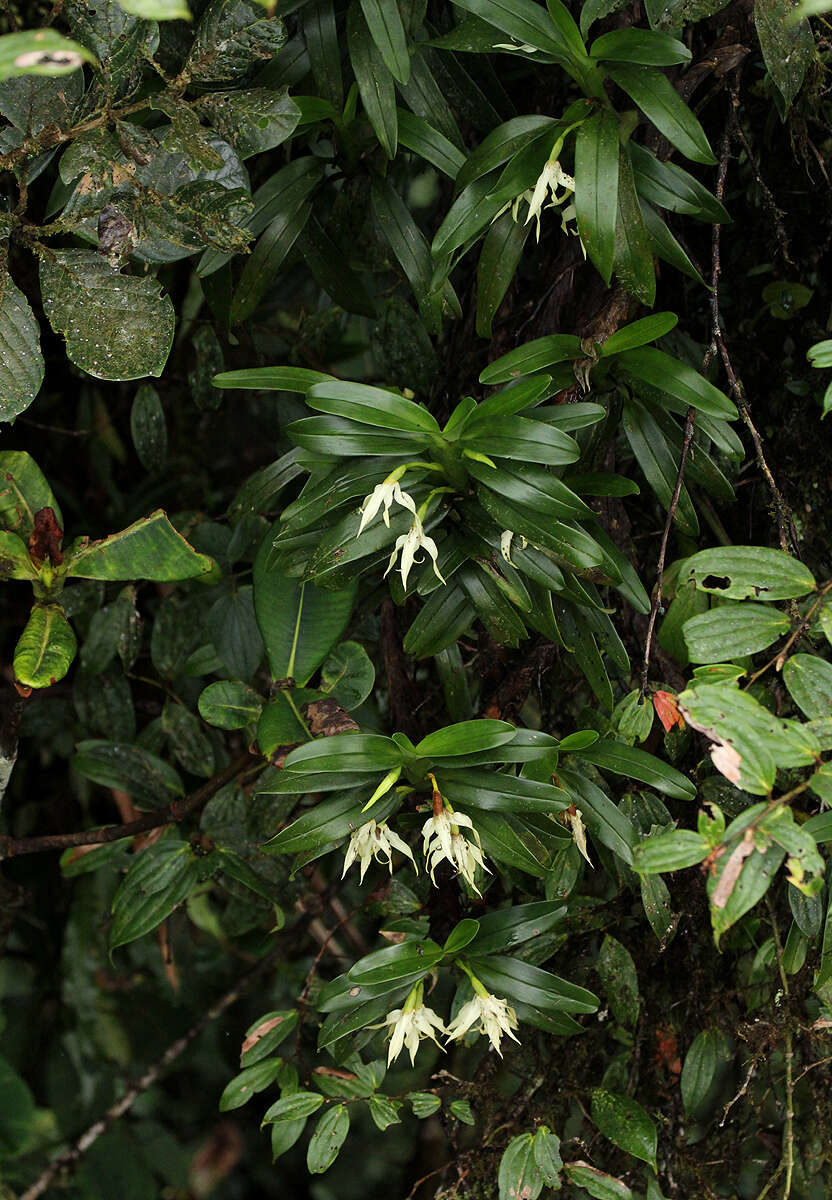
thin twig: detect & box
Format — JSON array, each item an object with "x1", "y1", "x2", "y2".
[
  {"x1": 0, "y1": 753, "x2": 253, "y2": 860},
  {"x1": 19, "y1": 942, "x2": 283, "y2": 1200},
  {"x1": 767, "y1": 897, "x2": 795, "y2": 1200},
  {"x1": 640, "y1": 405, "x2": 697, "y2": 695},
  {"x1": 711, "y1": 91, "x2": 799, "y2": 558}
]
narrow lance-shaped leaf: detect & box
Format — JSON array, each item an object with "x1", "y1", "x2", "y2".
[
  {"x1": 607, "y1": 64, "x2": 716, "y2": 165},
  {"x1": 575, "y1": 108, "x2": 619, "y2": 284}
]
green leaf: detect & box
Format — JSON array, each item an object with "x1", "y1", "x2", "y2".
[
  {"x1": 499, "y1": 1134, "x2": 546, "y2": 1200},
  {"x1": 14, "y1": 603, "x2": 77, "y2": 688},
  {"x1": 67, "y1": 511, "x2": 214, "y2": 581},
  {"x1": 782, "y1": 653, "x2": 832, "y2": 720},
  {"x1": 449, "y1": 1099, "x2": 475, "y2": 1124},
  {"x1": 110, "y1": 840, "x2": 201, "y2": 950},
  {"x1": 468, "y1": 902, "x2": 566, "y2": 955},
  {"x1": 439, "y1": 767, "x2": 571, "y2": 815},
  {"x1": 213, "y1": 365, "x2": 332, "y2": 393},
  {"x1": 0, "y1": 29, "x2": 94, "y2": 79},
  {"x1": 571, "y1": 739, "x2": 695, "y2": 800},
  {"x1": 680, "y1": 546, "x2": 816, "y2": 602},
  {"x1": 403, "y1": 581, "x2": 475, "y2": 658},
  {"x1": 591, "y1": 28, "x2": 690, "y2": 64},
  {"x1": 452, "y1": 0, "x2": 585, "y2": 66},
  {"x1": 72, "y1": 739, "x2": 184, "y2": 808},
  {"x1": 303, "y1": 0, "x2": 343, "y2": 107},
  {"x1": 617, "y1": 346, "x2": 736, "y2": 418},
  {"x1": 532, "y1": 1127, "x2": 563, "y2": 1186},
  {"x1": 161, "y1": 700, "x2": 214, "y2": 777},
  {"x1": 209, "y1": 586, "x2": 264, "y2": 680},
  {"x1": 455, "y1": 115, "x2": 557, "y2": 193},
  {"x1": 442, "y1": 919, "x2": 480, "y2": 956},
  {"x1": 319, "y1": 642, "x2": 375, "y2": 710},
  {"x1": 254, "y1": 535, "x2": 356, "y2": 684},
  {"x1": 754, "y1": 0, "x2": 814, "y2": 114},
  {"x1": 683, "y1": 603, "x2": 789, "y2": 662},
  {"x1": 0, "y1": 1056, "x2": 37, "y2": 1157},
  {"x1": 431, "y1": 175, "x2": 505, "y2": 262},
  {"x1": 308, "y1": 378, "x2": 438, "y2": 435},
  {"x1": 298, "y1": 215, "x2": 378, "y2": 317},
  {"x1": 591, "y1": 1089, "x2": 657, "y2": 1171},
  {"x1": 564, "y1": 1163, "x2": 633, "y2": 1199},
  {"x1": 596, "y1": 935, "x2": 640, "y2": 1027},
  {"x1": 241, "y1": 1010, "x2": 299, "y2": 1066},
  {"x1": 229, "y1": 202, "x2": 312, "y2": 325},
  {"x1": 130, "y1": 384, "x2": 167, "y2": 471},
  {"x1": 599, "y1": 312, "x2": 677, "y2": 356},
  {"x1": 681, "y1": 1028, "x2": 734, "y2": 1119},
  {"x1": 360, "y1": 0, "x2": 410, "y2": 82},
  {"x1": 476, "y1": 211, "x2": 529, "y2": 338},
  {"x1": 468, "y1": 953, "x2": 599, "y2": 1014},
  {"x1": 474, "y1": 811, "x2": 556, "y2": 877},
  {"x1": 415, "y1": 719, "x2": 515, "y2": 758},
  {"x1": 0, "y1": 267, "x2": 44, "y2": 422},
  {"x1": 39, "y1": 251, "x2": 174, "y2": 381},
  {"x1": 632, "y1": 828, "x2": 709, "y2": 873},
  {"x1": 115, "y1": 0, "x2": 191, "y2": 18},
  {"x1": 187, "y1": 0, "x2": 286, "y2": 84},
  {"x1": 219, "y1": 1059, "x2": 286, "y2": 1111},
  {"x1": 0, "y1": 450, "x2": 62, "y2": 536},
  {"x1": 630, "y1": 143, "x2": 729, "y2": 223},
  {"x1": 256, "y1": 691, "x2": 310, "y2": 757},
  {"x1": 263, "y1": 788, "x2": 396, "y2": 856},
  {"x1": 397, "y1": 109, "x2": 465, "y2": 177},
  {"x1": 348, "y1": 4, "x2": 397, "y2": 157},
  {"x1": 707, "y1": 834, "x2": 785, "y2": 942},
  {"x1": 575, "y1": 108, "x2": 619, "y2": 284},
  {"x1": 557, "y1": 767, "x2": 639, "y2": 865},
  {"x1": 612, "y1": 146, "x2": 655, "y2": 306},
  {"x1": 607, "y1": 64, "x2": 716, "y2": 164},
  {"x1": 199, "y1": 87, "x2": 299, "y2": 159},
  {"x1": 368, "y1": 1096, "x2": 402, "y2": 1131},
  {"x1": 409, "y1": 1092, "x2": 441, "y2": 1117},
  {"x1": 479, "y1": 333, "x2": 582, "y2": 384},
  {"x1": 623, "y1": 397, "x2": 698, "y2": 535},
  {"x1": 0, "y1": 530, "x2": 36, "y2": 581},
  {"x1": 262, "y1": 1092, "x2": 325, "y2": 1122}
]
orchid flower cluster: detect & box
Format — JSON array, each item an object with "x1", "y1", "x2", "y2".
[
  {"x1": 380, "y1": 974, "x2": 520, "y2": 1066},
  {"x1": 342, "y1": 774, "x2": 489, "y2": 895},
  {"x1": 356, "y1": 468, "x2": 444, "y2": 591}
]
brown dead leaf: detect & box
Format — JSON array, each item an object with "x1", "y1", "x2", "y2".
[
  {"x1": 711, "y1": 830, "x2": 755, "y2": 908},
  {"x1": 710, "y1": 742, "x2": 743, "y2": 785},
  {"x1": 28, "y1": 507, "x2": 64, "y2": 565},
  {"x1": 304, "y1": 697, "x2": 359, "y2": 737}
]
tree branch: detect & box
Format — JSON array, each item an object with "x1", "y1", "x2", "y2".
[
  {"x1": 0, "y1": 752, "x2": 253, "y2": 861},
  {"x1": 19, "y1": 942, "x2": 283, "y2": 1200}
]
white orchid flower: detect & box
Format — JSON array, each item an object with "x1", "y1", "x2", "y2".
[
  {"x1": 384, "y1": 515, "x2": 445, "y2": 591},
  {"x1": 357, "y1": 468, "x2": 416, "y2": 536},
  {"x1": 422, "y1": 802, "x2": 489, "y2": 896},
  {"x1": 562, "y1": 804, "x2": 593, "y2": 867},
  {"x1": 446, "y1": 990, "x2": 520, "y2": 1056},
  {"x1": 523, "y1": 158, "x2": 575, "y2": 242},
  {"x1": 342, "y1": 819, "x2": 416, "y2": 882},
  {"x1": 383, "y1": 982, "x2": 447, "y2": 1066}
]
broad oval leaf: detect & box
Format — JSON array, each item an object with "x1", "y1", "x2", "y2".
[
  {"x1": 0, "y1": 269, "x2": 44, "y2": 421},
  {"x1": 13, "y1": 603, "x2": 77, "y2": 688},
  {"x1": 40, "y1": 250, "x2": 175, "y2": 381},
  {"x1": 591, "y1": 1089, "x2": 657, "y2": 1171},
  {"x1": 681, "y1": 546, "x2": 816, "y2": 602}
]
